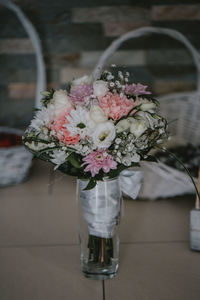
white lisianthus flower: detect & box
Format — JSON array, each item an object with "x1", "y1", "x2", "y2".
[
  {"x1": 65, "y1": 106, "x2": 95, "y2": 138},
  {"x1": 140, "y1": 101, "x2": 156, "y2": 112},
  {"x1": 129, "y1": 118, "x2": 148, "y2": 138},
  {"x1": 92, "y1": 121, "x2": 116, "y2": 149},
  {"x1": 116, "y1": 119, "x2": 130, "y2": 133},
  {"x1": 71, "y1": 75, "x2": 93, "y2": 90},
  {"x1": 50, "y1": 150, "x2": 68, "y2": 170},
  {"x1": 93, "y1": 80, "x2": 108, "y2": 97},
  {"x1": 52, "y1": 89, "x2": 73, "y2": 116},
  {"x1": 90, "y1": 105, "x2": 107, "y2": 123}
]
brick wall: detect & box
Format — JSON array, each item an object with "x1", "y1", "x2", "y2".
[{"x1": 0, "y1": 0, "x2": 200, "y2": 128}]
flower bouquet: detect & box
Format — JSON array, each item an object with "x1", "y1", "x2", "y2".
[{"x1": 23, "y1": 68, "x2": 168, "y2": 279}]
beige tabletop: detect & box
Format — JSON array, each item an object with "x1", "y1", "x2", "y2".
[{"x1": 0, "y1": 160, "x2": 199, "y2": 300}]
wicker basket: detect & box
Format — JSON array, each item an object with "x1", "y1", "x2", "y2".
[
  {"x1": 93, "y1": 26, "x2": 200, "y2": 199},
  {"x1": 0, "y1": 0, "x2": 46, "y2": 187},
  {"x1": 0, "y1": 127, "x2": 32, "y2": 187}
]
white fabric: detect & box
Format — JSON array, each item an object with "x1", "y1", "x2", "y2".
[
  {"x1": 139, "y1": 162, "x2": 197, "y2": 199},
  {"x1": 120, "y1": 169, "x2": 143, "y2": 199}
]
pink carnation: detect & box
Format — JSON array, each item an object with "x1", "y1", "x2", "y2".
[
  {"x1": 69, "y1": 84, "x2": 93, "y2": 105},
  {"x1": 50, "y1": 108, "x2": 80, "y2": 145},
  {"x1": 82, "y1": 150, "x2": 117, "y2": 177},
  {"x1": 125, "y1": 83, "x2": 151, "y2": 96},
  {"x1": 98, "y1": 92, "x2": 135, "y2": 121}
]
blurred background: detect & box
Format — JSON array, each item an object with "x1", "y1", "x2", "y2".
[
  {"x1": 1, "y1": 0, "x2": 200, "y2": 129},
  {"x1": 0, "y1": 1, "x2": 200, "y2": 299}
]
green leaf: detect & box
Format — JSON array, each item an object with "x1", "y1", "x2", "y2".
[
  {"x1": 78, "y1": 174, "x2": 90, "y2": 181},
  {"x1": 108, "y1": 169, "x2": 120, "y2": 179},
  {"x1": 131, "y1": 162, "x2": 140, "y2": 167},
  {"x1": 108, "y1": 164, "x2": 126, "y2": 178},
  {"x1": 33, "y1": 108, "x2": 41, "y2": 112},
  {"x1": 84, "y1": 178, "x2": 97, "y2": 190},
  {"x1": 151, "y1": 98, "x2": 159, "y2": 106},
  {"x1": 67, "y1": 152, "x2": 82, "y2": 169},
  {"x1": 41, "y1": 88, "x2": 55, "y2": 107},
  {"x1": 144, "y1": 155, "x2": 158, "y2": 163},
  {"x1": 77, "y1": 123, "x2": 86, "y2": 129}
]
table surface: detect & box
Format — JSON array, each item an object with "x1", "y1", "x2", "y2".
[{"x1": 0, "y1": 160, "x2": 199, "y2": 300}]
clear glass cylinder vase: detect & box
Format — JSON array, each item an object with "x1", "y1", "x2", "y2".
[{"x1": 76, "y1": 177, "x2": 122, "y2": 280}]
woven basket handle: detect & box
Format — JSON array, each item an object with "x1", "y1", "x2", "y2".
[
  {"x1": 0, "y1": 0, "x2": 46, "y2": 108},
  {"x1": 93, "y1": 26, "x2": 200, "y2": 93}
]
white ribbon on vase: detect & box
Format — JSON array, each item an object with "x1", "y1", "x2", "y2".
[
  {"x1": 78, "y1": 171, "x2": 143, "y2": 238},
  {"x1": 120, "y1": 169, "x2": 144, "y2": 199},
  {"x1": 79, "y1": 178, "x2": 122, "y2": 238}
]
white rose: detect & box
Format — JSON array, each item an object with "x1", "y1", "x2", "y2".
[
  {"x1": 116, "y1": 119, "x2": 130, "y2": 133},
  {"x1": 92, "y1": 121, "x2": 116, "y2": 149},
  {"x1": 140, "y1": 101, "x2": 156, "y2": 111},
  {"x1": 93, "y1": 80, "x2": 108, "y2": 97},
  {"x1": 90, "y1": 105, "x2": 107, "y2": 123},
  {"x1": 52, "y1": 90, "x2": 73, "y2": 116},
  {"x1": 71, "y1": 75, "x2": 93, "y2": 90},
  {"x1": 129, "y1": 118, "x2": 148, "y2": 138}
]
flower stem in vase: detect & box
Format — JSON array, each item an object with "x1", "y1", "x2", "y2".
[
  {"x1": 87, "y1": 235, "x2": 114, "y2": 267},
  {"x1": 104, "y1": 238, "x2": 113, "y2": 265},
  {"x1": 101, "y1": 238, "x2": 105, "y2": 264}
]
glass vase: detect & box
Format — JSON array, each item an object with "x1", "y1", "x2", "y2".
[{"x1": 76, "y1": 177, "x2": 122, "y2": 280}]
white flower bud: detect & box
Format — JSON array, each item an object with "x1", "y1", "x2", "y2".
[
  {"x1": 93, "y1": 80, "x2": 109, "y2": 97},
  {"x1": 90, "y1": 105, "x2": 107, "y2": 123},
  {"x1": 116, "y1": 119, "x2": 130, "y2": 133},
  {"x1": 115, "y1": 138, "x2": 122, "y2": 144},
  {"x1": 129, "y1": 119, "x2": 148, "y2": 138},
  {"x1": 71, "y1": 75, "x2": 93, "y2": 90},
  {"x1": 52, "y1": 89, "x2": 73, "y2": 116},
  {"x1": 40, "y1": 91, "x2": 51, "y2": 97},
  {"x1": 140, "y1": 102, "x2": 157, "y2": 111},
  {"x1": 107, "y1": 74, "x2": 114, "y2": 80}
]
